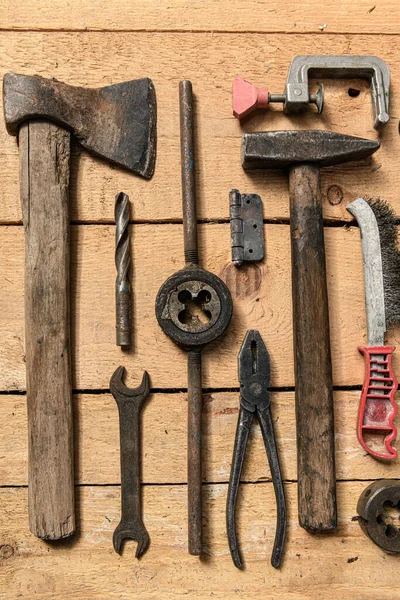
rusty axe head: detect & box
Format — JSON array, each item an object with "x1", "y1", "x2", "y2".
[
  {"x1": 3, "y1": 73, "x2": 156, "y2": 179},
  {"x1": 241, "y1": 130, "x2": 379, "y2": 170}
]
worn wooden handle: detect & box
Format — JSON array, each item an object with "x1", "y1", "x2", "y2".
[
  {"x1": 289, "y1": 164, "x2": 337, "y2": 532},
  {"x1": 19, "y1": 120, "x2": 75, "y2": 540}
]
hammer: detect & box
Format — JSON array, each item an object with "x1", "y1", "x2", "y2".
[
  {"x1": 3, "y1": 73, "x2": 156, "y2": 540},
  {"x1": 242, "y1": 130, "x2": 379, "y2": 531}
]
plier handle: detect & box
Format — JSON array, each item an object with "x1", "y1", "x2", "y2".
[{"x1": 226, "y1": 329, "x2": 287, "y2": 569}]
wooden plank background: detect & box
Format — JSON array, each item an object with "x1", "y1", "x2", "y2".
[{"x1": 1, "y1": 1, "x2": 400, "y2": 598}]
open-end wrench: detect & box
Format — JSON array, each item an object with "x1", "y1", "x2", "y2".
[{"x1": 110, "y1": 366, "x2": 151, "y2": 558}]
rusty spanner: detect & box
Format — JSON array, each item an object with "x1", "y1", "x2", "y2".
[{"x1": 110, "y1": 366, "x2": 151, "y2": 558}]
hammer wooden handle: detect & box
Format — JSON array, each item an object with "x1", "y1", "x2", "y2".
[
  {"x1": 289, "y1": 164, "x2": 337, "y2": 532},
  {"x1": 19, "y1": 120, "x2": 75, "y2": 540}
]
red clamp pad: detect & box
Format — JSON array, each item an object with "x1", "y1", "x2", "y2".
[
  {"x1": 232, "y1": 78, "x2": 269, "y2": 119},
  {"x1": 357, "y1": 346, "x2": 398, "y2": 460}
]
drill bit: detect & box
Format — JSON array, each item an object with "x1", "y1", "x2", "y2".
[{"x1": 115, "y1": 191, "x2": 131, "y2": 347}]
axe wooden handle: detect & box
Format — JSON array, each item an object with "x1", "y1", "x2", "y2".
[
  {"x1": 289, "y1": 164, "x2": 337, "y2": 532},
  {"x1": 19, "y1": 120, "x2": 75, "y2": 540}
]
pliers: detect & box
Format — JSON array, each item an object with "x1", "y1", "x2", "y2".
[{"x1": 226, "y1": 329, "x2": 287, "y2": 569}]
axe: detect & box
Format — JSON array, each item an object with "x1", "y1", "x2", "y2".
[{"x1": 3, "y1": 73, "x2": 156, "y2": 540}]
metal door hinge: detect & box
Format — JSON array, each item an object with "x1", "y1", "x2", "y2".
[{"x1": 230, "y1": 189, "x2": 264, "y2": 267}]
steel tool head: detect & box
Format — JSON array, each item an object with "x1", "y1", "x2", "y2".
[
  {"x1": 350, "y1": 198, "x2": 400, "y2": 325},
  {"x1": 242, "y1": 130, "x2": 380, "y2": 170},
  {"x1": 110, "y1": 366, "x2": 150, "y2": 402},
  {"x1": 113, "y1": 520, "x2": 150, "y2": 558},
  {"x1": 3, "y1": 72, "x2": 156, "y2": 178},
  {"x1": 238, "y1": 329, "x2": 270, "y2": 384},
  {"x1": 347, "y1": 198, "x2": 386, "y2": 346},
  {"x1": 238, "y1": 330, "x2": 271, "y2": 414}
]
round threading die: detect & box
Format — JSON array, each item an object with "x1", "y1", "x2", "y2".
[
  {"x1": 155, "y1": 267, "x2": 232, "y2": 349},
  {"x1": 357, "y1": 479, "x2": 400, "y2": 554},
  {"x1": 167, "y1": 280, "x2": 221, "y2": 333}
]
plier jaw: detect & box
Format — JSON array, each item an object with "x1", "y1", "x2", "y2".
[{"x1": 239, "y1": 329, "x2": 271, "y2": 413}]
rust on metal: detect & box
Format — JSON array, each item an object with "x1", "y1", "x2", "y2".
[
  {"x1": 155, "y1": 81, "x2": 232, "y2": 556},
  {"x1": 242, "y1": 130, "x2": 380, "y2": 170},
  {"x1": 357, "y1": 480, "x2": 400, "y2": 553},
  {"x1": 3, "y1": 72, "x2": 157, "y2": 178},
  {"x1": 110, "y1": 366, "x2": 151, "y2": 558},
  {"x1": 115, "y1": 192, "x2": 132, "y2": 347}
]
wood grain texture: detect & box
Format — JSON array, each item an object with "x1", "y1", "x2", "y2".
[
  {"x1": 290, "y1": 165, "x2": 336, "y2": 532},
  {"x1": 0, "y1": 32, "x2": 399, "y2": 223},
  {"x1": 19, "y1": 121, "x2": 75, "y2": 540},
  {"x1": 1, "y1": 482, "x2": 399, "y2": 600},
  {"x1": 1, "y1": 6, "x2": 400, "y2": 599},
  {"x1": 2, "y1": 222, "x2": 400, "y2": 391},
  {"x1": 2, "y1": 390, "x2": 399, "y2": 488},
  {"x1": 0, "y1": 0, "x2": 399, "y2": 33}
]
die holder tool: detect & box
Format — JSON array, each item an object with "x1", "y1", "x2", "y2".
[{"x1": 155, "y1": 81, "x2": 232, "y2": 555}]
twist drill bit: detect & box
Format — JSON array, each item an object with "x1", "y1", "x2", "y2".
[{"x1": 115, "y1": 192, "x2": 131, "y2": 347}]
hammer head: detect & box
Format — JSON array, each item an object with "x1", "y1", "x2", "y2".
[
  {"x1": 3, "y1": 73, "x2": 156, "y2": 179},
  {"x1": 242, "y1": 130, "x2": 379, "y2": 170}
]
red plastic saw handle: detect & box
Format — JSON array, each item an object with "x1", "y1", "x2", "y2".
[{"x1": 357, "y1": 346, "x2": 398, "y2": 460}]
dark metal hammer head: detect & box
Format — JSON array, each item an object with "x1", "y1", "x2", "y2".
[
  {"x1": 3, "y1": 73, "x2": 156, "y2": 178},
  {"x1": 242, "y1": 130, "x2": 379, "y2": 170}
]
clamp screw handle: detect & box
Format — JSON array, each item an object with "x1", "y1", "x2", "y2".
[
  {"x1": 232, "y1": 77, "x2": 324, "y2": 119},
  {"x1": 232, "y1": 77, "x2": 269, "y2": 119}
]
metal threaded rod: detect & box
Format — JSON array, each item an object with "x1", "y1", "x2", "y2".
[
  {"x1": 269, "y1": 89, "x2": 323, "y2": 113},
  {"x1": 179, "y1": 80, "x2": 199, "y2": 267},
  {"x1": 180, "y1": 80, "x2": 202, "y2": 555},
  {"x1": 268, "y1": 94, "x2": 287, "y2": 103},
  {"x1": 115, "y1": 191, "x2": 131, "y2": 347},
  {"x1": 187, "y1": 348, "x2": 202, "y2": 555}
]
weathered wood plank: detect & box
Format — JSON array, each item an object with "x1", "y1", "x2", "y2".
[
  {"x1": 1, "y1": 391, "x2": 399, "y2": 487},
  {"x1": 2, "y1": 222, "x2": 400, "y2": 390},
  {"x1": 0, "y1": 32, "x2": 399, "y2": 223},
  {"x1": 0, "y1": 0, "x2": 399, "y2": 34},
  {"x1": 1, "y1": 483, "x2": 398, "y2": 599},
  {"x1": 1, "y1": 7, "x2": 399, "y2": 600}
]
